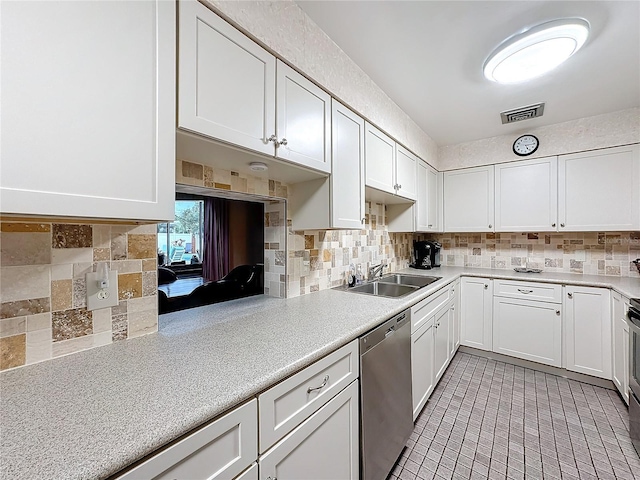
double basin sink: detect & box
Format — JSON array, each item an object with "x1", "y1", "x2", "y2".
[{"x1": 346, "y1": 274, "x2": 442, "y2": 298}]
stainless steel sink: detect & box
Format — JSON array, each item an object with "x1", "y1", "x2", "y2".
[
  {"x1": 349, "y1": 282, "x2": 418, "y2": 298},
  {"x1": 378, "y1": 274, "x2": 442, "y2": 288}
]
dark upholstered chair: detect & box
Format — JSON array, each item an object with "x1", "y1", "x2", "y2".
[{"x1": 158, "y1": 266, "x2": 178, "y2": 285}]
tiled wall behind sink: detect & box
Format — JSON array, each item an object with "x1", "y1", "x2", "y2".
[
  {"x1": 0, "y1": 222, "x2": 158, "y2": 371},
  {"x1": 417, "y1": 231, "x2": 640, "y2": 277},
  {"x1": 287, "y1": 202, "x2": 413, "y2": 296}
]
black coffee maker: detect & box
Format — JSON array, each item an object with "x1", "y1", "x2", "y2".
[{"x1": 410, "y1": 240, "x2": 441, "y2": 269}]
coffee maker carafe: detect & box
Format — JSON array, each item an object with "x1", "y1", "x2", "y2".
[{"x1": 410, "y1": 240, "x2": 441, "y2": 270}]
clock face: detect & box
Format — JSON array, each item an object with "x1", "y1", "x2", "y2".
[{"x1": 513, "y1": 135, "x2": 539, "y2": 156}]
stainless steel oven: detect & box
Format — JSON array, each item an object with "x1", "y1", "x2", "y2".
[{"x1": 628, "y1": 298, "x2": 640, "y2": 455}]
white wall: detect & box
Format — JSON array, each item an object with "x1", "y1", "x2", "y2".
[
  {"x1": 203, "y1": 0, "x2": 439, "y2": 169},
  {"x1": 438, "y1": 107, "x2": 640, "y2": 171}
]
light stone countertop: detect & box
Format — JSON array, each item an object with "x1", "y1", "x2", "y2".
[{"x1": 1, "y1": 267, "x2": 638, "y2": 480}]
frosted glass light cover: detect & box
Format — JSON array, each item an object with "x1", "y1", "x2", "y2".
[{"x1": 484, "y1": 19, "x2": 590, "y2": 84}]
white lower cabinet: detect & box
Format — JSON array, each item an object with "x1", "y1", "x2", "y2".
[
  {"x1": 449, "y1": 281, "x2": 461, "y2": 357},
  {"x1": 259, "y1": 381, "x2": 359, "y2": 480},
  {"x1": 434, "y1": 304, "x2": 452, "y2": 382},
  {"x1": 237, "y1": 464, "x2": 258, "y2": 480},
  {"x1": 460, "y1": 277, "x2": 493, "y2": 351},
  {"x1": 564, "y1": 285, "x2": 612, "y2": 379},
  {"x1": 411, "y1": 319, "x2": 435, "y2": 420},
  {"x1": 612, "y1": 292, "x2": 631, "y2": 404},
  {"x1": 117, "y1": 400, "x2": 257, "y2": 480},
  {"x1": 493, "y1": 296, "x2": 562, "y2": 367}
]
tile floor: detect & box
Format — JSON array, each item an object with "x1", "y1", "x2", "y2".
[{"x1": 390, "y1": 353, "x2": 640, "y2": 480}]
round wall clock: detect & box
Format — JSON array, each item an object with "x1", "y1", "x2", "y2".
[{"x1": 513, "y1": 134, "x2": 539, "y2": 156}]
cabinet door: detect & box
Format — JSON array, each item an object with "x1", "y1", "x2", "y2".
[
  {"x1": 444, "y1": 166, "x2": 495, "y2": 232},
  {"x1": 612, "y1": 293, "x2": 631, "y2": 404},
  {"x1": 460, "y1": 277, "x2": 493, "y2": 351},
  {"x1": 564, "y1": 286, "x2": 612, "y2": 379},
  {"x1": 1, "y1": 0, "x2": 175, "y2": 221},
  {"x1": 395, "y1": 145, "x2": 417, "y2": 200},
  {"x1": 276, "y1": 60, "x2": 331, "y2": 174},
  {"x1": 495, "y1": 156, "x2": 558, "y2": 232},
  {"x1": 411, "y1": 320, "x2": 435, "y2": 420},
  {"x1": 434, "y1": 305, "x2": 451, "y2": 382},
  {"x1": 453, "y1": 282, "x2": 461, "y2": 351},
  {"x1": 118, "y1": 400, "x2": 257, "y2": 480},
  {"x1": 493, "y1": 297, "x2": 562, "y2": 367},
  {"x1": 178, "y1": 0, "x2": 275, "y2": 156},
  {"x1": 236, "y1": 464, "x2": 258, "y2": 480},
  {"x1": 364, "y1": 122, "x2": 396, "y2": 194},
  {"x1": 416, "y1": 161, "x2": 442, "y2": 232},
  {"x1": 260, "y1": 381, "x2": 359, "y2": 480},
  {"x1": 558, "y1": 145, "x2": 640, "y2": 231},
  {"x1": 331, "y1": 100, "x2": 365, "y2": 229}
]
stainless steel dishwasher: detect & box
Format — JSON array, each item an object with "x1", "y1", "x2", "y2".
[{"x1": 360, "y1": 308, "x2": 413, "y2": 480}]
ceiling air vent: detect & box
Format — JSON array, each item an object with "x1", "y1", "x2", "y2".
[{"x1": 500, "y1": 102, "x2": 545, "y2": 124}]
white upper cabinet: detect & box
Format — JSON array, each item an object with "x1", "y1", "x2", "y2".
[
  {"x1": 444, "y1": 166, "x2": 495, "y2": 232},
  {"x1": 178, "y1": 0, "x2": 275, "y2": 156},
  {"x1": 395, "y1": 145, "x2": 418, "y2": 200},
  {"x1": 331, "y1": 101, "x2": 365, "y2": 229},
  {"x1": 365, "y1": 122, "x2": 396, "y2": 194},
  {"x1": 495, "y1": 157, "x2": 558, "y2": 232},
  {"x1": 1, "y1": 0, "x2": 175, "y2": 221},
  {"x1": 416, "y1": 160, "x2": 443, "y2": 232},
  {"x1": 558, "y1": 144, "x2": 640, "y2": 231},
  {"x1": 179, "y1": 2, "x2": 330, "y2": 174},
  {"x1": 276, "y1": 61, "x2": 331, "y2": 173}
]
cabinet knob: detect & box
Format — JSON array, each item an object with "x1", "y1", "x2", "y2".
[
  {"x1": 428, "y1": 224, "x2": 433, "y2": 228},
  {"x1": 488, "y1": 224, "x2": 492, "y2": 228},
  {"x1": 556, "y1": 310, "x2": 561, "y2": 315},
  {"x1": 568, "y1": 292, "x2": 573, "y2": 299},
  {"x1": 267, "y1": 477, "x2": 277, "y2": 480},
  {"x1": 560, "y1": 223, "x2": 565, "y2": 227},
  {"x1": 267, "y1": 134, "x2": 277, "y2": 144},
  {"x1": 397, "y1": 184, "x2": 402, "y2": 190},
  {"x1": 362, "y1": 217, "x2": 366, "y2": 224},
  {"x1": 484, "y1": 284, "x2": 488, "y2": 289},
  {"x1": 278, "y1": 138, "x2": 288, "y2": 146},
  {"x1": 552, "y1": 223, "x2": 556, "y2": 227}
]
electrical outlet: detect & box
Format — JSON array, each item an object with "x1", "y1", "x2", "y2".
[{"x1": 86, "y1": 271, "x2": 119, "y2": 311}]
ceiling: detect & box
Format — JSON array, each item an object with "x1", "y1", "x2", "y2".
[{"x1": 296, "y1": 1, "x2": 640, "y2": 146}]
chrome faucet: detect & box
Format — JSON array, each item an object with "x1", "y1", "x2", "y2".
[{"x1": 368, "y1": 263, "x2": 386, "y2": 280}]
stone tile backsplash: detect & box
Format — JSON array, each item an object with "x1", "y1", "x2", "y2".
[
  {"x1": 417, "y1": 231, "x2": 640, "y2": 277},
  {"x1": 0, "y1": 221, "x2": 158, "y2": 371},
  {"x1": 287, "y1": 202, "x2": 413, "y2": 296}
]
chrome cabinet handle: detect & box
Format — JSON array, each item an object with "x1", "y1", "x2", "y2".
[
  {"x1": 517, "y1": 288, "x2": 533, "y2": 294},
  {"x1": 267, "y1": 477, "x2": 277, "y2": 480},
  {"x1": 556, "y1": 310, "x2": 561, "y2": 315},
  {"x1": 278, "y1": 138, "x2": 288, "y2": 146},
  {"x1": 267, "y1": 134, "x2": 277, "y2": 144},
  {"x1": 307, "y1": 375, "x2": 329, "y2": 393},
  {"x1": 428, "y1": 224, "x2": 433, "y2": 228},
  {"x1": 488, "y1": 224, "x2": 492, "y2": 228},
  {"x1": 560, "y1": 223, "x2": 565, "y2": 227},
  {"x1": 552, "y1": 223, "x2": 556, "y2": 227},
  {"x1": 361, "y1": 217, "x2": 365, "y2": 223},
  {"x1": 568, "y1": 292, "x2": 573, "y2": 298},
  {"x1": 397, "y1": 184, "x2": 402, "y2": 190},
  {"x1": 484, "y1": 284, "x2": 488, "y2": 289}
]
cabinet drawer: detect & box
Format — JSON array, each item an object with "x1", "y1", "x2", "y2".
[
  {"x1": 494, "y1": 280, "x2": 561, "y2": 303},
  {"x1": 411, "y1": 284, "x2": 450, "y2": 333},
  {"x1": 118, "y1": 399, "x2": 257, "y2": 480},
  {"x1": 259, "y1": 340, "x2": 358, "y2": 453}
]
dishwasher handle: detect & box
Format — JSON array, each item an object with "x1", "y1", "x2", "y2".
[{"x1": 360, "y1": 309, "x2": 411, "y2": 352}]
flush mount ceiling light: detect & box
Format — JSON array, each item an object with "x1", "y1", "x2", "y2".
[
  {"x1": 483, "y1": 18, "x2": 590, "y2": 84},
  {"x1": 249, "y1": 162, "x2": 268, "y2": 171}
]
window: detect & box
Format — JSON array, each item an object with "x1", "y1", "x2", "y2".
[{"x1": 157, "y1": 199, "x2": 204, "y2": 266}]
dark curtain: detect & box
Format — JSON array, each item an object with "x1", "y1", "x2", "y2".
[{"x1": 203, "y1": 197, "x2": 230, "y2": 281}]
